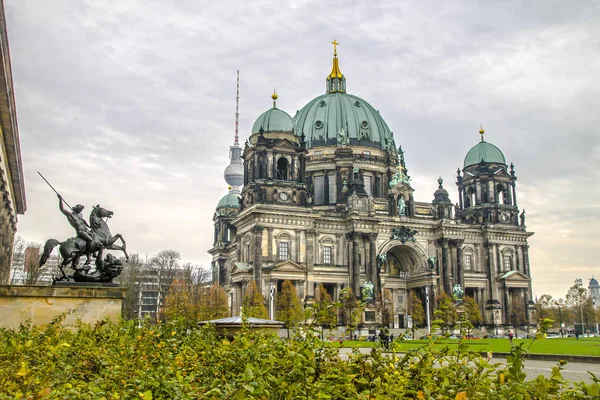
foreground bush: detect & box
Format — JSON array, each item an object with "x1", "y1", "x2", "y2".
[{"x1": 0, "y1": 318, "x2": 598, "y2": 399}]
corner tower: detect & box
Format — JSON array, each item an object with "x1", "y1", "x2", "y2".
[{"x1": 455, "y1": 126, "x2": 521, "y2": 226}]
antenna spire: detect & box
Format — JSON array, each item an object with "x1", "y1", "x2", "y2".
[{"x1": 234, "y1": 70, "x2": 240, "y2": 145}]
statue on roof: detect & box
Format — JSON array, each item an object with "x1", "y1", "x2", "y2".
[
  {"x1": 338, "y1": 127, "x2": 349, "y2": 146},
  {"x1": 397, "y1": 196, "x2": 407, "y2": 216}
]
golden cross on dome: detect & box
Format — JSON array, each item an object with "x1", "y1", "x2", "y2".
[{"x1": 332, "y1": 39, "x2": 339, "y2": 56}]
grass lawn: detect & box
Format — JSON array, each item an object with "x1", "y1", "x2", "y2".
[{"x1": 330, "y1": 337, "x2": 600, "y2": 356}]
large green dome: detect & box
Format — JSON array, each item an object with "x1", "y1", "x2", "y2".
[
  {"x1": 293, "y1": 92, "x2": 393, "y2": 150},
  {"x1": 217, "y1": 192, "x2": 240, "y2": 210},
  {"x1": 464, "y1": 141, "x2": 506, "y2": 167},
  {"x1": 251, "y1": 107, "x2": 294, "y2": 134}
]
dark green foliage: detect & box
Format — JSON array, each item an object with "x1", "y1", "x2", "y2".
[
  {"x1": 313, "y1": 283, "x2": 337, "y2": 328},
  {"x1": 275, "y1": 280, "x2": 303, "y2": 332},
  {"x1": 0, "y1": 315, "x2": 598, "y2": 399},
  {"x1": 242, "y1": 280, "x2": 268, "y2": 319}
]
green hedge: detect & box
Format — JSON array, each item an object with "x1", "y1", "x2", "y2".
[{"x1": 0, "y1": 317, "x2": 598, "y2": 399}]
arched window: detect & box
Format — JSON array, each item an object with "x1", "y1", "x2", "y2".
[
  {"x1": 502, "y1": 248, "x2": 514, "y2": 272},
  {"x1": 463, "y1": 247, "x2": 475, "y2": 272},
  {"x1": 320, "y1": 236, "x2": 335, "y2": 265},
  {"x1": 276, "y1": 157, "x2": 289, "y2": 180},
  {"x1": 277, "y1": 233, "x2": 292, "y2": 261}
]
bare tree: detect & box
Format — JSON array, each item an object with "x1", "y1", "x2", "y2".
[
  {"x1": 10, "y1": 236, "x2": 52, "y2": 285},
  {"x1": 117, "y1": 253, "x2": 145, "y2": 319},
  {"x1": 151, "y1": 250, "x2": 182, "y2": 315}
]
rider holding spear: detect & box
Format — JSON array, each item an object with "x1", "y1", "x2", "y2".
[
  {"x1": 57, "y1": 195, "x2": 93, "y2": 265},
  {"x1": 38, "y1": 172, "x2": 94, "y2": 266}
]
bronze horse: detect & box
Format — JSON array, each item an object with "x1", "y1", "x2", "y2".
[{"x1": 39, "y1": 205, "x2": 128, "y2": 282}]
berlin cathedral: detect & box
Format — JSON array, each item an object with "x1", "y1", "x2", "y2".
[{"x1": 209, "y1": 43, "x2": 535, "y2": 329}]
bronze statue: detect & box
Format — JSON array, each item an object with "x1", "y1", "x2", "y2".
[
  {"x1": 58, "y1": 194, "x2": 93, "y2": 265},
  {"x1": 39, "y1": 203, "x2": 129, "y2": 282},
  {"x1": 37, "y1": 172, "x2": 128, "y2": 283}
]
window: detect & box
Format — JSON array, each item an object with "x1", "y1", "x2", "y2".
[
  {"x1": 503, "y1": 255, "x2": 512, "y2": 271},
  {"x1": 276, "y1": 157, "x2": 289, "y2": 180},
  {"x1": 365, "y1": 310, "x2": 376, "y2": 322},
  {"x1": 278, "y1": 242, "x2": 289, "y2": 261},
  {"x1": 464, "y1": 254, "x2": 472, "y2": 271},
  {"x1": 323, "y1": 246, "x2": 332, "y2": 264},
  {"x1": 364, "y1": 175, "x2": 372, "y2": 196},
  {"x1": 328, "y1": 174, "x2": 336, "y2": 203},
  {"x1": 398, "y1": 295, "x2": 404, "y2": 304},
  {"x1": 314, "y1": 176, "x2": 325, "y2": 205}
]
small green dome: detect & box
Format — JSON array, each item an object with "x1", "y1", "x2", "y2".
[
  {"x1": 217, "y1": 193, "x2": 240, "y2": 210},
  {"x1": 251, "y1": 107, "x2": 294, "y2": 134},
  {"x1": 293, "y1": 92, "x2": 394, "y2": 150},
  {"x1": 464, "y1": 141, "x2": 506, "y2": 167}
]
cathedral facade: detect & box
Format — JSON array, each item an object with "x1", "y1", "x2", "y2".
[{"x1": 209, "y1": 46, "x2": 535, "y2": 329}]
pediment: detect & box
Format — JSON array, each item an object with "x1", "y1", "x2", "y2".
[
  {"x1": 267, "y1": 260, "x2": 307, "y2": 273},
  {"x1": 230, "y1": 262, "x2": 253, "y2": 276},
  {"x1": 499, "y1": 270, "x2": 531, "y2": 283},
  {"x1": 273, "y1": 138, "x2": 298, "y2": 149},
  {"x1": 493, "y1": 168, "x2": 511, "y2": 179}
]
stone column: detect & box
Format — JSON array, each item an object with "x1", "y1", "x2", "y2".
[
  {"x1": 335, "y1": 283, "x2": 342, "y2": 301},
  {"x1": 306, "y1": 230, "x2": 316, "y2": 272},
  {"x1": 336, "y1": 234, "x2": 344, "y2": 266},
  {"x1": 503, "y1": 282, "x2": 510, "y2": 325},
  {"x1": 523, "y1": 244, "x2": 530, "y2": 276},
  {"x1": 295, "y1": 229, "x2": 301, "y2": 262},
  {"x1": 512, "y1": 182, "x2": 518, "y2": 207},
  {"x1": 267, "y1": 227, "x2": 273, "y2": 262},
  {"x1": 253, "y1": 226, "x2": 264, "y2": 290},
  {"x1": 218, "y1": 259, "x2": 227, "y2": 286},
  {"x1": 440, "y1": 239, "x2": 451, "y2": 295},
  {"x1": 455, "y1": 240, "x2": 464, "y2": 289},
  {"x1": 351, "y1": 232, "x2": 361, "y2": 297},
  {"x1": 368, "y1": 233, "x2": 378, "y2": 300},
  {"x1": 486, "y1": 243, "x2": 498, "y2": 314}
]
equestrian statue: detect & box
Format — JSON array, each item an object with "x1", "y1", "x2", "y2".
[{"x1": 37, "y1": 172, "x2": 129, "y2": 283}]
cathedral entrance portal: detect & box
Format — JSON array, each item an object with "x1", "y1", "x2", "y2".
[
  {"x1": 379, "y1": 243, "x2": 429, "y2": 330},
  {"x1": 380, "y1": 244, "x2": 427, "y2": 276}
]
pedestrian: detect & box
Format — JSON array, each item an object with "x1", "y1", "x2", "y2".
[{"x1": 508, "y1": 330, "x2": 514, "y2": 346}]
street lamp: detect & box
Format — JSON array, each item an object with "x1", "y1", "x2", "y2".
[
  {"x1": 593, "y1": 298, "x2": 599, "y2": 336},
  {"x1": 575, "y1": 279, "x2": 585, "y2": 337}
]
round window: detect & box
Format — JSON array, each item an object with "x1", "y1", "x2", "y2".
[
  {"x1": 315, "y1": 120, "x2": 323, "y2": 129},
  {"x1": 319, "y1": 100, "x2": 326, "y2": 107},
  {"x1": 361, "y1": 120, "x2": 369, "y2": 129}
]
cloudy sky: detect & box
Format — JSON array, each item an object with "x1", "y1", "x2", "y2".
[{"x1": 5, "y1": 0, "x2": 599, "y2": 299}]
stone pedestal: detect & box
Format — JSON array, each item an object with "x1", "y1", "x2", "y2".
[{"x1": 0, "y1": 285, "x2": 127, "y2": 329}]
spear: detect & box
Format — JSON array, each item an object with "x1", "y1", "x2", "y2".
[{"x1": 38, "y1": 171, "x2": 73, "y2": 211}]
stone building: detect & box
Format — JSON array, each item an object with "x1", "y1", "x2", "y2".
[
  {"x1": 209, "y1": 45, "x2": 535, "y2": 329},
  {"x1": 0, "y1": 4, "x2": 26, "y2": 285}
]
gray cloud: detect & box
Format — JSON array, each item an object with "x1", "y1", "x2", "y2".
[{"x1": 6, "y1": 0, "x2": 599, "y2": 298}]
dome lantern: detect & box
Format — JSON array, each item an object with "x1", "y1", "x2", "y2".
[{"x1": 326, "y1": 39, "x2": 346, "y2": 93}]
